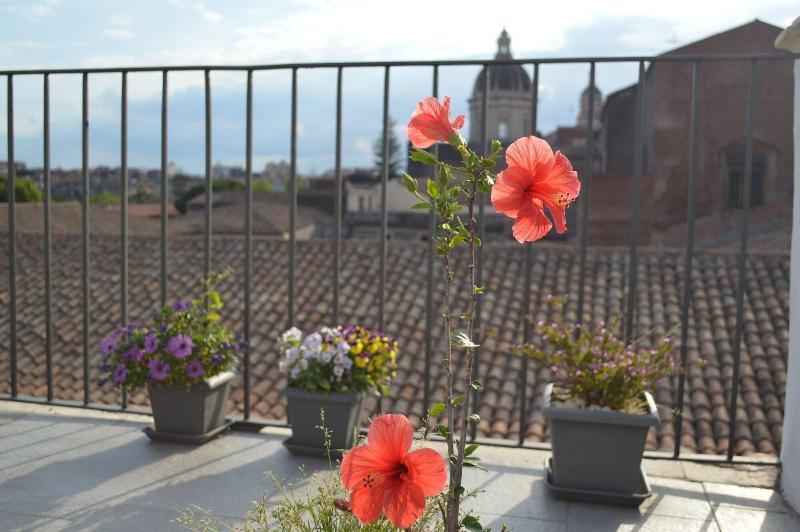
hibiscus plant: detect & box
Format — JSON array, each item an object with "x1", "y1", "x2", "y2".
[
  {"x1": 99, "y1": 273, "x2": 243, "y2": 391},
  {"x1": 336, "y1": 96, "x2": 580, "y2": 531}
]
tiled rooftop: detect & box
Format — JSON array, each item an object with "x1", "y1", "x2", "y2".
[{"x1": 0, "y1": 231, "x2": 789, "y2": 457}]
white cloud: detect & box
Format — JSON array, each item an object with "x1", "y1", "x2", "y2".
[
  {"x1": 195, "y1": 2, "x2": 222, "y2": 23},
  {"x1": 103, "y1": 28, "x2": 136, "y2": 40}
]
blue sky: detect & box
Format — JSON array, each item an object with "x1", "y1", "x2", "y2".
[{"x1": 0, "y1": 0, "x2": 796, "y2": 175}]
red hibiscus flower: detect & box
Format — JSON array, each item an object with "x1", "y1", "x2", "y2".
[
  {"x1": 341, "y1": 414, "x2": 447, "y2": 528},
  {"x1": 407, "y1": 96, "x2": 466, "y2": 149},
  {"x1": 491, "y1": 136, "x2": 581, "y2": 242}
]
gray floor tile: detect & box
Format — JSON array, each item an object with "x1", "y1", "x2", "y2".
[{"x1": 713, "y1": 505, "x2": 800, "y2": 532}]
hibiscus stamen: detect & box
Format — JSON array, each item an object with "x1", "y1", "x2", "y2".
[{"x1": 361, "y1": 472, "x2": 380, "y2": 489}]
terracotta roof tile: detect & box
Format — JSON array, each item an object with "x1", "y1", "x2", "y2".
[{"x1": 0, "y1": 234, "x2": 789, "y2": 457}]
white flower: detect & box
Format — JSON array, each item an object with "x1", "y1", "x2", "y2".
[
  {"x1": 336, "y1": 341, "x2": 350, "y2": 355},
  {"x1": 320, "y1": 350, "x2": 334, "y2": 363},
  {"x1": 282, "y1": 327, "x2": 303, "y2": 344},
  {"x1": 290, "y1": 366, "x2": 301, "y2": 379},
  {"x1": 298, "y1": 358, "x2": 308, "y2": 371},
  {"x1": 278, "y1": 359, "x2": 289, "y2": 374},
  {"x1": 338, "y1": 355, "x2": 353, "y2": 370},
  {"x1": 285, "y1": 347, "x2": 299, "y2": 358},
  {"x1": 303, "y1": 332, "x2": 322, "y2": 350},
  {"x1": 333, "y1": 365, "x2": 344, "y2": 379}
]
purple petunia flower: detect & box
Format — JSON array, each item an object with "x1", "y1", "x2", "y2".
[
  {"x1": 113, "y1": 363, "x2": 129, "y2": 385},
  {"x1": 123, "y1": 346, "x2": 143, "y2": 362},
  {"x1": 167, "y1": 335, "x2": 193, "y2": 358},
  {"x1": 185, "y1": 360, "x2": 204, "y2": 379},
  {"x1": 100, "y1": 335, "x2": 119, "y2": 355},
  {"x1": 148, "y1": 359, "x2": 170, "y2": 381},
  {"x1": 171, "y1": 300, "x2": 191, "y2": 312},
  {"x1": 210, "y1": 353, "x2": 224, "y2": 365},
  {"x1": 143, "y1": 333, "x2": 159, "y2": 354}
]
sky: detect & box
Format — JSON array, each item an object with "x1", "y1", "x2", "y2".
[{"x1": 0, "y1": 0, "x2": 796, "y2": 176}]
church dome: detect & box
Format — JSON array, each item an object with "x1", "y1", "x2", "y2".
[{"x1": 472, "y1": 30, "x2": 531, "y2": 96}]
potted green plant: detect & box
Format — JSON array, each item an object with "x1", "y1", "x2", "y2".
[
  {"x1": 278, "y1": 325, "x2": 397, "y2": 457},
  {"x1": 518, "y1": 296, "x2": 680, "y2": 505},
  {"x1": 99, "y1": 277, "x2": 242, "y2": 443}
]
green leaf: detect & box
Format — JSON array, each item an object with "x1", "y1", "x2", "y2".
[
  {"x1": 473, "y1": 285, "x2": 484, "y2": 295},
  {"x1": 461, "y1": 515, "x2": 482, "y2": 532},
  {"x1": 468, "y1": 414, "x2": 480, "y2": 425},
  {"x1": 438, "y1": 165, "x2": 452, "y2": 186},
  {"x1": 437, "y1": 424, "x2": 450, "y2": 438},
  {"x1": 429, "y1": 402, "x2": 446, "y2": 417},
  {"x1": 462, "y1": 458, "x2": 488, "y2": 472},
  {"x1": 471, "y1": 379, "x2": 484, "y2": 391},
  {"x1": 451, "y1": 329, "x2": 479, "y2": 349},
  {"x1": 451, "y1": 394, "x2": 464, "y2": 407},
  {"x1": 454, "y1": 485, "x2": 466, "y2": 498},
  {"x1": 410, "y1": 148, "x2": 438, "y2": 165},
  {"x1": 402, "y1": 173, "x2": 418, "y2": 194},
  {"x1": 465, "y1": 443, "x2": 479, "y2": 456},
  {"x1": 410, "y1": 201, "x2": 432, "y2": 210},
  {"x1": 427, "y1": 179, "x2": 440, "y2": 200}
]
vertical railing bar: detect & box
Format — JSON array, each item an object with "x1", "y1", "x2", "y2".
[
  {"x1": 333, "y1": 66, "x2": 343, "y2": 324},
  {"x1": 727, "y1": 59, "x2": 758, "y2": 462},
  {"x1": 43, "y1": 73, "x2": 53, "y2": 402},
  {"x1": 203, "y1": 69, "x2": 212, "y2": 289},
  {"x1": 243, "y1": 69, "x2": 253, "y2": 419},
  {"x1": 7, "y1": 74, "x2": 17, "y2": 398},
  {"x1": 377, "y1": 65, "x2": 390, "y2": 416},
  {"x1": 519, "y1": 62, "x2": 539, "y2": 446},
  {"x1": 674, "y1": 61, "x2": 702, "y2": 459},
  {"x1": 575, "y1": 62, "x2": 596, "y2": 326},
  {"x1": 288, "y1": 67, "x2": 297, "y2": 327},
  {"x1": 423, "y1": 65, "x2": 438, "y2": 419},
  {"x1": 120, "y1": 71, "x2": 129, "y2": 410},
  {"x1": 625, "y1": 61, "x2": 646, "y2": 342},
  {"x1": 81, "y1": 72, "x2": 90, "y2": 406},
  {"x1": 470, "y1": 63, "x2": 490, "y2": 441},
  {"x1": 378, "y1": 66, "x2": 390, "y2": 331},
  {"x1": 160, "y1": 70, "x2": 168, "y2": 307}
]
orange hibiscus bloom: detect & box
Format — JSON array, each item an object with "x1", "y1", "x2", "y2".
[
  {"x1": 341, "y1": 414, "x2": 447, "y2": 528},
  {"x1": 407, "y1": 96, "x2": 465, "y2": 149},
  {"x1": 491, "y1": 136, "x2": 581, "y2": 242}
]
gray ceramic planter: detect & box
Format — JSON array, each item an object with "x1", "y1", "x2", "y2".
[
  {"x1": 148, "y1": 371, "x2": 235, "y2": 436},
  {"x1": 542, "y1": 383, "x2": 660, "y2": 494},
  {"x1": 282, "y1": 387, "x2": 364, "y2": 454}
]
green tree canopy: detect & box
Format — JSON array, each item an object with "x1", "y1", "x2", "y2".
[
  {"x1": 373, "y1": 118, "x2": 405, "y2": 179},
  {"x1": 0, "y1": 174, "x2": 43, "y2": 203}
]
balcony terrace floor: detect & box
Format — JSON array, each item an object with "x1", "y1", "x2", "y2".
[{"x1": 0, "y1": 402, "x2": 797, "y2": 531}]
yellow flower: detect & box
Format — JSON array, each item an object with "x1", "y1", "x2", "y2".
[
  {"x1": 354, "y1": 356, "x2": 367, "y2": 368},
  {"x1": 351, "y1": 342, "x2": 363, "y2": 355},
  {"x1": 373, "y1": 356, "x2": 383, "y2": 369},
  {"x1": 391, "y1": 370, "x2": 397, "y2": 377},
  {"x1": 390, "y1": 350, "x2": 397, "y2": 364},
  {"x1": 368, "y1": 342, "x2": 379, "y2": 354}
]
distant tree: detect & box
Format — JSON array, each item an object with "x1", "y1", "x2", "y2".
[
  {"x1": 253, "y1": 178, "x2": 273, "y2": 193},
  {"x1": 173, "y1": 179, "x2": 245, "y2": 214},
  {"x1": 0, "y1": 174, "x2": 43, "y2": 203},
  {"x1": 283, "y1": 176, "x2": 305, "y2": 193},
  {"x1": 92, "y1": 190, "x2": 120, "y2": 205},
  {"x1": 373, "y1": 118, "x2": 404, "y2": 178},
  {"x1": 129, "y1": 185, "x2": 159, "y2": 204}
]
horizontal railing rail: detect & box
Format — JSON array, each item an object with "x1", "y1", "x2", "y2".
[{"x1": 2, "y1": 51, "x2": 796, "y2": 464}]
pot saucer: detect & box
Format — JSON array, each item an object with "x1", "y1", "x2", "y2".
[
  {"x1": 143, "y1": 419, "x2": 234, "y2": 444},
  {"x1": 282, "y1": 437, "x2": 344, "y2": 459},
  {"x1": 544, "y1": 457, "x2": 651, "y2": 506}
]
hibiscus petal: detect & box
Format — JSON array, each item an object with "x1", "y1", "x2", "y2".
[
  {"x1": 534, "y1": 150, "x2": 581, "y2": 200},
  {"x1": 505, "y1": 136, "x2": 554, "y2": 176},
  {"x1": 382, "y1": 478, "x2": 426, "y2": 529},
  {"x1": 403, "y1": 448, "x2": 447, "y2": 496},
  {"x1": 341, "y1": 445, "x2": 395, "y2": 490},
  {"x1": 537, "y1": 195, "x2": 568, "y2": 233},
  {"x1": 512, "y1": 201, "x2": 552, "y2": 243},
  {"x1": 367, "y1": 414, "x2": 413, "y2": 462},
  {"x1": 491, "y1": 166, "x2": 530, "y2": 218},
  {"x1": 451, "y1": 114, "x2": 465, "y2": 130},
  {"x1": 349, "y1": 484, "x2": 384, "y2": 524}
]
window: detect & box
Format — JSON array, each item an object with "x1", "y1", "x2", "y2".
[
  {"x1": 368, "y1": 196, "x2": 373, "y2": 212},
  {"x1": 358, "y1": 196, "x2": 365, "y2": 212},
  {"x1": 498, "y1": 121, "x2": 509, "y2": 139},
  {"x1": 727, "y1": 151, "x2": 766, "y2": 209}
]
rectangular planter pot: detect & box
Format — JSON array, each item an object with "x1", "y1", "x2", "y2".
[
  {"x1": 282, "y1": 387, "x2": 364, "y2": 452},
  {"x1": 542, "y1": 382, "x2": 660, "y2": 494},
  {"x1": 148, "y1": 371, "x2": 235, "y2": 436}
]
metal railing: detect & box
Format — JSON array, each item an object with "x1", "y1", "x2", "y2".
[{"x1": 1, "y1": 51, "x2": 795, "y2": 463}]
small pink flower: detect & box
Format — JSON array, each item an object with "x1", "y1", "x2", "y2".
[{"x1": 407, "y1": 96, "x2": 465, "y2": 149}]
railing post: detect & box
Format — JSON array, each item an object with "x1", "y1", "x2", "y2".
[
  {"x1": 81, "y1": 72, "x2": 90, "y2": 406},
  {"x1": 7, "y1": 74, "x2": 17, "y2": 397},
  {"x1": 120, "y1": 71, "x2": 129, "y2": 410},
  {"x1": 288, "y1": 68, "x2": 297, "y2": 327},
  {"x1": 43, "y1": 73, "x2": 53, "y2": 402},
  {"x1": 519, "y1": 62, "x2": 539, "y2": 446},
  {"x1": 727, "y1": 59, "x2": 758, "y2": 461},
  {"x1": 244, "y1": 69, "x2": 253, "y2": 419},
  {"x1": 423, "y1": 65, "x2": 439, "y2": 420},
  {"x1": 203, "y1": 69, "x2": 212, "y2": 288},
  {"x1": 576, "y1": 62, "x2": 596, "y2": 326},
  {"x1": 674, "y1": 61, "x2": 702, "y2": 458},
  {"x1": 333, "y1": 66, "x2": 343, "y2": 325},
  {"x1": 160, "y1": 70, "x2": 168, "y2": 307}
]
